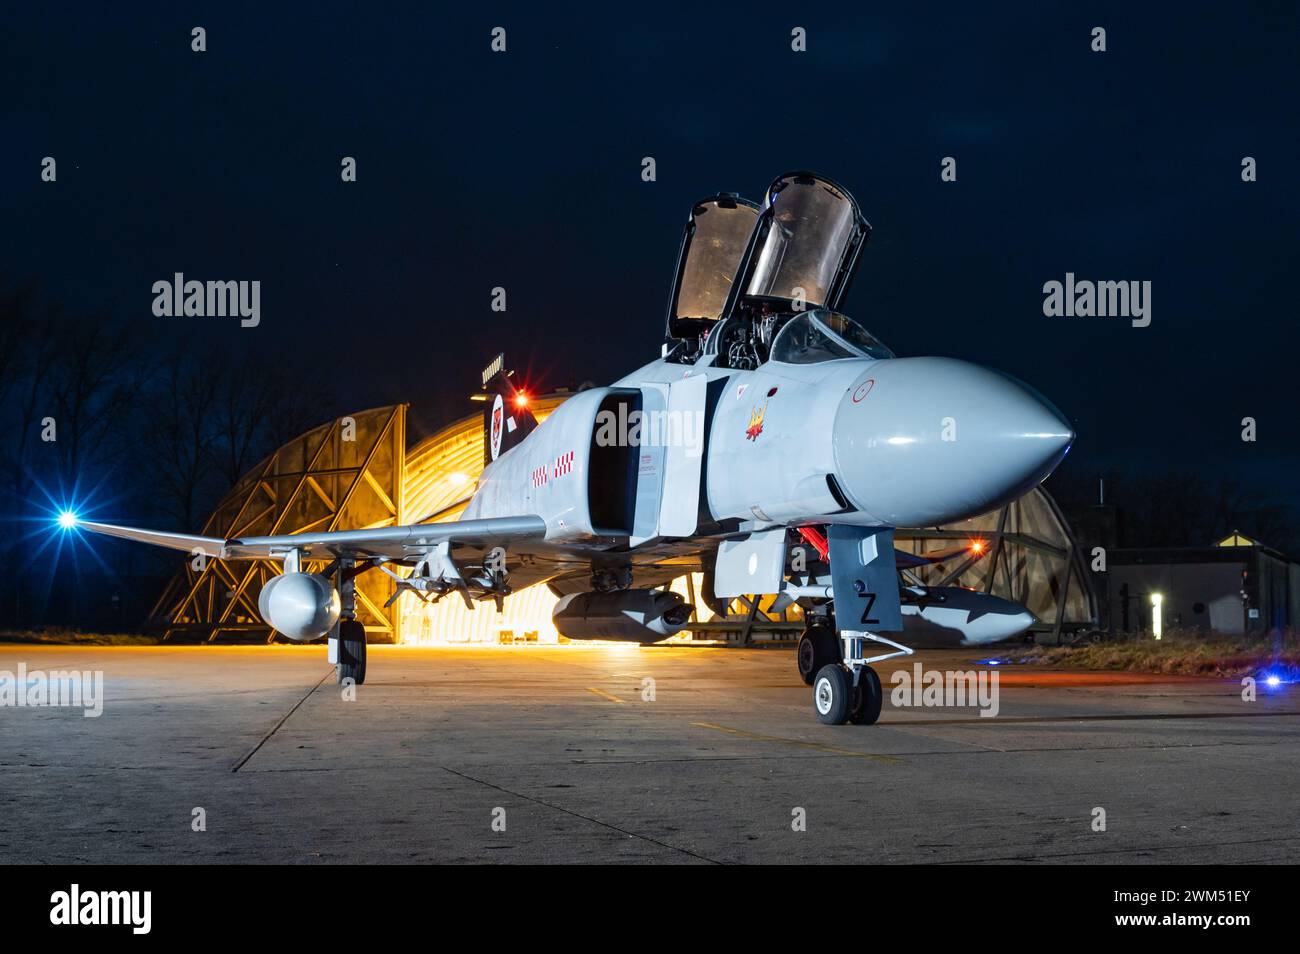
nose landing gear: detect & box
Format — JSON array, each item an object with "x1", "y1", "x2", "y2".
[
  {"x1": 812, "y1": 630, "x2": 912, "y2": 725},
  {"x1": 793, "y1": 524, "x2": 909, "y2": 724}
]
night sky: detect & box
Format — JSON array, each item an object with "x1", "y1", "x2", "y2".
[{"x1": 5, "y1": 3, "x2": 1299, "y2": 507}]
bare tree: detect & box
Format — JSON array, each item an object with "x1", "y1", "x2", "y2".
[
  {"x1": 210, "y1": 352, "x2": 335, "y2": 489},
  {"x1": 0, "y1": 280, "x2": 39, "y2": 410},
  {"x1": 1052, "y1": 467, "x2": 1296, "y2": 553},
  {"x1": 0, "y1": 290, "x2": 57, "y2": 502},
  {"x1": 143, "y1": 350, "x2": 223, "y2": 530},
  {"x1": 213, "y1": 358, "x2": 281, "y2": 488},
  {"x1": 48, "y1": 316, "x2": 144, "y2": 483}
]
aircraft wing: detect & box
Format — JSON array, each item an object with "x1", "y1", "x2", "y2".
[
  {"x1": 77, "y1": 523, "x2": 230, "y2": 558},
  {"x1": 78, "y1": 516, "x2": 549, "y2": 563},
  {"x1": 893, "y1": 543, "x2": 983, "y2": 569}
]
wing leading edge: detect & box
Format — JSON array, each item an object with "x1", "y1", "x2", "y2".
[{"x1": 77, "y1": 515, "x2": 549, "y2": 562}]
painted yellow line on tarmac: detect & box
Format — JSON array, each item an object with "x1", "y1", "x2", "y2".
[
  {"x1": 586, "y1": 687, "x2": 626, "y2": 704},
  {"x1": 691, "y1": 722, "x2": 902, "y2": 763}
]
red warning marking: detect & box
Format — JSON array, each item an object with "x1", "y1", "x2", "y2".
[{"x1": 798, "y1": 526, "x2": 830, "y2": 561}]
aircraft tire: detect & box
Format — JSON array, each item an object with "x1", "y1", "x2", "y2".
[
  {"x1": 812, "y1": 664, "x2": 851, "y2": 725},
  {"x1": 338, "y1": 619, "x2": 367, "y2": 685},
  {"x1": 848, "y1": 665, "x2": 883, "y2": 725},
  {"x1": 797, "y1": 625, "x2": 838, "y2": 685}
]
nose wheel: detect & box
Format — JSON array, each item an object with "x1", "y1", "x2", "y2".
[
  {"x1": 813, "y1": 665, "x2": 851, "y2": 724},
  {"x1": 810, "y1": 630, "x2": 912, "y2": 725},
  {"x1": 849, "y1": 666, "x2": 883, "y2": 724},
  {"x1": 812, "y1": 663, "x2": 883, "y2": 725}
]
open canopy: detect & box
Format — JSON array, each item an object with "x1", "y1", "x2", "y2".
[
  {"x1": 664, "y1": 172, "x2": 871, "y2": 351},
  {"x1": 726, "y1": 172, "x2": 870, "y2": 318},
  {"x1": 744, "y1": 175, "x2": 866, "y2": 309},
  {"x1": 664, "y1": 194, "x2": 760, "y2": 339}
]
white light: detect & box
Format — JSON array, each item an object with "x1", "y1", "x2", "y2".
[
  {"x1": 57, "y1": 511, "x2": 79, "y2": 530},
  {"x1": 448, "y1": 472, "x2": 469, "y2": 487},
  {"x1": 1150, "y1": 593, "x2": 1163, "y2": 640}
]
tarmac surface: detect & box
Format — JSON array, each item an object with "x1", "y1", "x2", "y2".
[{"x1": 1, "y1": 642, "x2": 1297, "y2": 864}]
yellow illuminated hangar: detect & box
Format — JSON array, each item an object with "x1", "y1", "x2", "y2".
[{"x1": 149, "y1": 397, "x2": 562, "y2": 646}]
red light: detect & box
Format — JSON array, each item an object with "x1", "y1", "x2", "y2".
[{"x1": 514, "y1": 392, "x2": 529, "y2": 409}]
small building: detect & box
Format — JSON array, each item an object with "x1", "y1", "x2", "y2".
[{"x1": 1102, "y1": 533, "x2": 1300, "y2": 636}]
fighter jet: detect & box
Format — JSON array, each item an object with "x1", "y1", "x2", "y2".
[{"x1": 64, "y1": 172, "x2": 1073, "y2": 725}]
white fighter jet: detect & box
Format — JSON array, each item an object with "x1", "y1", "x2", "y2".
[{"x1": 65, "y1": 172, "x2": 1073, "y2": 725}]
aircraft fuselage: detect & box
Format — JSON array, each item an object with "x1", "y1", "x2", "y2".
[{"x1": 463, "y1": 353, "x2": 1073, "y2": 550}]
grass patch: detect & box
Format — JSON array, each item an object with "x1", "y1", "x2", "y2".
[
  {"x1": 0, "y1": 628, "x2": 161, "y2": 646},
  {"x1": 1023, "y1": 629, "x2": 1299, "y2": 677}
]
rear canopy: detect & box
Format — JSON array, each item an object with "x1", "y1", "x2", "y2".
[{"x1": 664, "y1": 194, "x2": 759, "y2": 340}]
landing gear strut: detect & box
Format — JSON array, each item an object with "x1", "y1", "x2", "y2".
[
  {"x1": 811, "y1": 630, "x2": 912, "y2": 725},
  {"x1": 334, "y1": 555, "x2": 366, "y2": 685}
]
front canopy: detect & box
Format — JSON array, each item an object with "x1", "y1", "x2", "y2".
[
  {"x1": 769, "y1": 309, "x2": 895, "y2": 364},
  {"x1": 729, "y1": 172, "x2": 870, "y2": 316}
]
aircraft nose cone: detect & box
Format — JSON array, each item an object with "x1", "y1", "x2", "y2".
[{"x1": 832, "y1": 357, "x2": 1074, "y2": 526}]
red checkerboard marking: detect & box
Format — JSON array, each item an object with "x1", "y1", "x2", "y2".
[{"x1": 553, "y1": 451, "x2": 574, "y2": 478}]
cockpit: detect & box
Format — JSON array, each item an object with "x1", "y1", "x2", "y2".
[
  {"x1": 663, "y1": 171, "x2": 888, "y2": 370},
  {"x1": 770, "y1": 310, "x2": 894, "y2": 364}
]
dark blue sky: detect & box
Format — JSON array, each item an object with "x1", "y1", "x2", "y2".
[{"x1": 4, "y1": 3, "x2": 1298, "y2": 507}]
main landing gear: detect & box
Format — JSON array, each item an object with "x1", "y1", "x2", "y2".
[
  {"x1": 337, "y1": 619, "x2": 367, "y2": 684},
  {"x1": 810, "y1": 630, "x2": 912, "y2": 726},
  {"x1": 333, "y1": 555, "x2": 366, "y2": 685}
]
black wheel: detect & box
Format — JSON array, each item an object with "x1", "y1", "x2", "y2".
[
  {"x1": 338, "y1": 619, "x2": 367, "y2": 685},
  {"x1": 796, "y1": 625, "x2": 839, "y2": 685},
  {"x1": 812, "y1": 664, "x2": 851, "y2": 725},
  {"x1": 848, "y1": 665, "x2": 883, "y2": 725}
]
